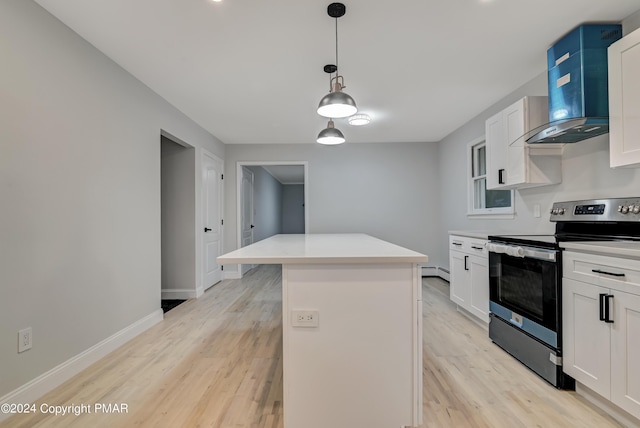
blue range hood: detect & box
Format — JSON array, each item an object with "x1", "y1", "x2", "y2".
[{"x1": 526, "y1": 24, "x2": 622, "y2": 144}]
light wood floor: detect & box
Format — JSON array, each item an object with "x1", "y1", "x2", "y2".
[{"x1": 1, "y1": 265, "x2": 624, "y2": 428}]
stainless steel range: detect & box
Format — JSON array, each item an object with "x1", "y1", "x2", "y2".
[{"x1": 488, "y1": 197, "x2": 640, "y2": 389}]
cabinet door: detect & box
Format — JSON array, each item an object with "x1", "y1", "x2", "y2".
[
  {"x1": 609, "y1": 27, "x2": 640, "y2": 168},
  {"x1": 562, "y1": 277, "x2": 611, "y2": 399},
  {"x1": 504, "y1": 98, "x2": 526, "y2": 186},
  {"x1": 486, "y1": 111, "x2": 505, "y2": 189},
  {"x1": 611, "y1": 290, "x2": 640, "y2": 419},
  {"x1": 449, "y1": 250, "x2": 470, "y2": 307},
  {"x1": 468, "y1": 254, "x2": 489, "y2": 323}
]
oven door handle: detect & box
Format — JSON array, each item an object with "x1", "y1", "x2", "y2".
[{"x1": 488, "y1": 243, "x2": 557, "y2": 261}]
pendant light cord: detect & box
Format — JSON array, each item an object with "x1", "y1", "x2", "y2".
[{"x1": 335, "y1": 17, "x2": 339, "y2": 73}]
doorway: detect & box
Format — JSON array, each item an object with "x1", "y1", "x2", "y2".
[
  {"x1": 236, "y1": 162, "x2": 308, "y2": 274},
  {"x1": 160, "y1": 134, "x2": 195, "y2": 306}
]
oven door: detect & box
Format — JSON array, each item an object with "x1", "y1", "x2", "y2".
[{"x1": 489, "y1": 243, "x2": 560, "y2": 345}]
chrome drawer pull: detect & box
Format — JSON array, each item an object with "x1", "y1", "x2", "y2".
[{"x1": 592, "y1": 269, "x2": 625, "y2": 277}]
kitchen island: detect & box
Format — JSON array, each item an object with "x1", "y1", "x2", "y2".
[{"x1": 217, "y1": 234, "x2": 427, "y2": 428}]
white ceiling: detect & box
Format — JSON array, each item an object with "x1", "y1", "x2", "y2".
[
  {"x1": 34, "y1": 0, "x2": 640, "y2": 145},
  {"x1": 262, "y1": 165, "x2": 305, "y2": 185}
]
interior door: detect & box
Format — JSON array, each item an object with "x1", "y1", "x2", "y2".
[
  {"x1": 203, "y1": 152, "x2": 223, "y2": 290},
  {"x1": 240, "y1": 166, "x2": 254, "y2": 275}
]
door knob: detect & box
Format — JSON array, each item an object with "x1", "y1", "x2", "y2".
[{"x1": 204, "y1": 227, "x2": 212, "y2": 232}]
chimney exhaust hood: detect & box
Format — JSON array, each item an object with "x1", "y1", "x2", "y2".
[{"x1": 525, "y1": 24, "x2": 622, "y2": 145}]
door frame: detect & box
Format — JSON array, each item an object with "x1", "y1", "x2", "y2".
[{"x1": 236, "y1": 160, "x2": 309, "y2": 252}]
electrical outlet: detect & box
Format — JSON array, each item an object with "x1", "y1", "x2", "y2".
[
  {"x1": 18, "y1": 327, "x2": 32, "y2": 353},
  {"x1": 291, "y1": 310, "x2": 319, "y2": 328}
]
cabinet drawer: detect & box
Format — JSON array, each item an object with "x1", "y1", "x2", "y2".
[
  {"x1": 563, "y1": 251, "x2": 640, "y2": 295},
  {"x1": 449, "y1": 236, "x2": 487, "y2": 255}
]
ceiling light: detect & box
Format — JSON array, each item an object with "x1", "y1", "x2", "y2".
[
  {"x1": 317, "y1": 119, "x2": 345, "y2": 145},
  {"x1": 348, "y1": 113, "x2": 371, "y2": 126},
  {"x1": 317, "y1": 3, "x2": 357, "y2": 119}
]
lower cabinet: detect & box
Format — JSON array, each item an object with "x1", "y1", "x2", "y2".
[
  {"x1": 449, "y1": 235, "x2": 489, "y2": 323},
  {"x1": 563, "y1": 250, "x2": 640, "y2": 420}
]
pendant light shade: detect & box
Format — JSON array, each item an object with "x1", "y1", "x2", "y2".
[
  {"x1": 317, "y1": 3, "x2": 357, "y2": 120},
  {"x1": 317, "y1": 119, "x2": 345, "y2": 145},
  {"x1": 317, "y1": 86, "x2": 357, "y2": 118}
]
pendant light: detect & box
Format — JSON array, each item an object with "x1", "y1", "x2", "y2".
[
  {"x1": 317, "y1": 119, "x2": 345, "y2": 145},
  {"x1": 317, "y1": 3, "x2": 357, "y2": 119}
]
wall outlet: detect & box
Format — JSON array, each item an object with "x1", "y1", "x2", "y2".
[
  {"x1": 291, "y1": 310, "x2": 319, "y2": 328},
  {"x1": 18, "y1": 327, "x2": 32, "y2": 353}
]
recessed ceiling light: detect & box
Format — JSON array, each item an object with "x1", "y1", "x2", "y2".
[{"x1": 348, "y1": 113, "x2": 371, "y2": 126}]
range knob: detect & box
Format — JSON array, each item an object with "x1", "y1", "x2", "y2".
[
  {"x1": 634, "y1": 205, "x2": 640, "y2": 214},
  {"x1": 559, "y1": 208, "x2": 565, "y2": 215},
  {"x1": 621, "y1": 205, "x2": 630, "y2": 214}
]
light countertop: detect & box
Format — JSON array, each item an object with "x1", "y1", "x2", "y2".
[
  {"x1": 217, "y1": 233, "x2": 428, "y2": 265},
  {"x1": 561, "y1": 241, "x2": 640, "y2": 259},
  {"x1": 448, "y1": 230, "x2": 496, "y2": 240}
]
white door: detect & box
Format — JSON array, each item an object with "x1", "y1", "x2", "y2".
[
  {"x1": 562, "y1": 277, "x2": 611, "y2": 399},
  {"x1": 240, "y1": 166, "x2": 254, "y2": 275},
  {"x1": 609, "y1": 28, "x2": 640, "y2": 168},
  {"x1": 449, "y1": 249, "x2": 470, "y2": 307},
  {"x1": 203, "y1": 152, "x2": 223, "y2": 290},
  {"x1": 611, "y1": 289, "x2": 640, "y2": 418},
  {"x1": 469, "y1": 254, "x2": 490, "y2": 323}
]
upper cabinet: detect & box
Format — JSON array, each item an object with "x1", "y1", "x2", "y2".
[
  {"x1": 609, "y1": 27, "x2": 640, "y2": 168},
  {"x1": 486, "y1": 96, "x2": 563, "y2": 190}
]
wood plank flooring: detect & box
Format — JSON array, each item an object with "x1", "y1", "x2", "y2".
[{"x1": 1, "y1": 265, "x2": 624, "y2": 428}]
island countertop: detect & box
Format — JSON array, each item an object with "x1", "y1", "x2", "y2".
[{"x1": 216, "y1": 233, "x2": 428, "y2": 265}]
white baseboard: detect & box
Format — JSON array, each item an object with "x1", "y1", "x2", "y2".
[
  {"x1": 575, "y1": 383, "x2": 640, "y2": 428},
  {"x1": 0, "y1": 309, "x2": 163, "y2": 422},
  {"x1": 421, "y1": 266, "x2": 438, "y2": 277},
  {"x1": 438, "y1": 267, "x2": 450, "y2": 282},
  {"x1": 161, "y1": 289, "x2": 198, "y2": 300},
  {"x1": 421, "y1": 266, "x2": 450, "y2": 282}
]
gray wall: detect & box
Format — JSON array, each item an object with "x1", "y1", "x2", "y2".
[
  {"x1": 0, "y1": 0, "x2": 224, "y2": 398},
  {"x1": 282, "y1": 185, "x2": 305, "y2": 234},
  {"x1": 436, "y1": 14, "x2": 640, "y2": 269},
  {"x1": 223, "y1": 142, "x2": 442, "y2": 273},
  {"x1": 247, "y1": 166, "x2": 283, "y2": 242}
]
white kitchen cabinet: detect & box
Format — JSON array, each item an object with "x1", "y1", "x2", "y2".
[
  {"x1": 609, "y1": 26, "x2": 640, "y2": 168},
  {"x1": 486, "y1": 96, "x2": 563, "y2": 190},
  {"x1": 449, "y1": 235, "x2": 489, "y2": 323},
  {"x1": 563, "y1": 250, "x2": 640, "y2": 420}
]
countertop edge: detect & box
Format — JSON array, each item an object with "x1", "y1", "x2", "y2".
[
  {"x1": 448, "y1": 230, "x2": 493, "y2": 240},
  {"x1": 217, "y1": 255, "x2": 429, "y2": 265}
]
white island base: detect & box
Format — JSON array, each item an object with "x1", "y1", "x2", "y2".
[{"x1": 217, "y1": 234, "x2": 426, "y2": 428}]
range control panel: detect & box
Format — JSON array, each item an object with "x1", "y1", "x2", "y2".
[{"x1": 550, "y1": 198, "x2": 640, "y2": 221}]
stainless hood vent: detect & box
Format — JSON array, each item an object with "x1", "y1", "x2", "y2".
[
  {"x1": 524, "y1": 117, "x2": 609, "y2": 144},
  {"x1": 526, "y1": 24, "x2": 621, "y2": 144}
]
